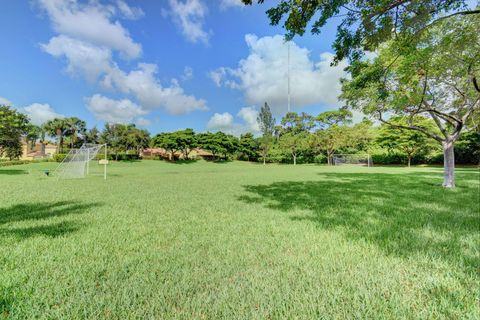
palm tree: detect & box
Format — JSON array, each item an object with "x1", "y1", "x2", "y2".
[
  {"x1": 64, "y1": 117, "x2": 86, "y2": 148},
  {"x1": 44, "y1": 118, "x2": 67, "y2": 153}
]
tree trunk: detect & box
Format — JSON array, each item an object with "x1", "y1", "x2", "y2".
[
  {"x1": 293, "y1": 153, "x2": 297, "y2": 166},
  {"x1": 442, "y1": 141, "x2": 455, "y2": 188},
  {"x1": 407, "y1": 156, "x2": 411, "y2": 168},
  {"x1": 263, "y1": 154, "x2": 266, "y2": 165}
]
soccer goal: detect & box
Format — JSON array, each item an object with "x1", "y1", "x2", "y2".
[
  {"x1": 333, "y1": 154, "x2": 373, "y2": 167},
  {"x1": 54, "y1": 144, "x2": 108, "y2": 179}
]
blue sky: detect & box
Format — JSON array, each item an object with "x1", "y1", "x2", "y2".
[{"x1": 0, "y1": 0, "x2": 344, "y2": 135}]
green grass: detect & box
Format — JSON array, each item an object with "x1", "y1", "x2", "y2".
[{"x1": 0, "y1": 160, "x2": 479, "y2": 319}]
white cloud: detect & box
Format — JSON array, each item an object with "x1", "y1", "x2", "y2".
[
  {"x1": 116, "y1": 0, "x2": 144, "y2": 20},
  {"x1": 102, "y1": 63, "x2": 207, "y2": 114},
  {"x1": 86, "y1": 94, "x2": 147, "y2": 123},
  {"x1": 237, "y1": 106, "x2": 260, "y2": 133},
  {"x1": 38, "y1": 0, "x2": 207, "y2": 119},
  {"x1": 207, "y1": 112, "x2": 234, "y2": 131},
  {"x1": 0, "y1": 97, "x2": 13, "y2": 106},
  {"x1": 38, "y1": 0, "x2": 142, "y2": 59},
  {"x1": 135, "y1": 117, "x2": 152, "y2": 127},
  {"x1": 208, "y1": 67, "x2": 227, "y2": 87},
  {"x1": 206, "y1": 106, "x2": 260, "y2": 135},
  {"x1": 220, "y1": 0, "x2": 244, "y2": 9},
  {"x1": 20, "y1": 103, "x2": 64, "y2": 125},
  {"x1": 41, "y1": 35, "x2": 112, "y2": 82},
  {"x1": 168, "y1": 0, "x2": 210, "y2": 44},
  {"x1": 182, "y1": 66, "x2": 194, "y2": 81},
  {"x1": 211, "y1": 34, "x2": 348, "y2": 114}
]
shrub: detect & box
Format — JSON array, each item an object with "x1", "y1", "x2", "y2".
[{"x1": 54, "y1": 153, "x2": 68, "y2": 162}]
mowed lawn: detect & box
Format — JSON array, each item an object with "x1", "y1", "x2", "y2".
[{"x1": 0, "y1": 160, "x2": 478, "y2": 319}]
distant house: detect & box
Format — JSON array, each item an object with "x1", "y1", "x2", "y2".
[{"x1": 20, "y1": 138, "x2": 57, "y2": 160}]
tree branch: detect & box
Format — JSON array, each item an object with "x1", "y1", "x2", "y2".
[{"x1": 377, "y1": 111, "x2": 444, "y2": 142}]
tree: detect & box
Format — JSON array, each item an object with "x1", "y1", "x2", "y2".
[
  {"x1": 0, "y1": 105, "x2": 29, "y2": 160},
  {"x1": 44, "y1": 118, "x2": 68, "y2": 153},
  {"x1": 197, "y1": 132, "x2": 238, "y2": 160},
  {"x1": 173, "y1": 129, "x2": 197, "y2": 160},
  {"x1": 312, "y1": 110, "x2": 354, "y2": 165},
  {"x1": 85, "y1": 127, "x2": 100, "y2": 144},
  {"x1": 25, "y1": 124, "x2": 41, "y2": 149},
  {"x1": 313, "y1": 125, "x2": 351, "y2": 165},
  {"x1": 377, "y1": 116, "x2": 437, "y2": 167},
  {"x1": 124, "y1": 125, "x2": 150, "y2": 154},
  {"x1": 341, "y1": 16, "x2": 480, "y2": 187},
  {"x1": 278, "y1": 131, "x2": 309, "y2": 165},
  {"x1": 64, "y1": 117, "x2": 86, "y2": 148},
  {"x1": 257, "y1": 102, "x2": 275, "y2": 165},
  {"x1": 238, "y1": 133, "x2": 259, "y2": 161},
  {"x1": 151, "y1": 132, "x2": 178, "y2": 160},
  {"x1": 242, "y1": 0, "x2": 478, "y2": 64}
]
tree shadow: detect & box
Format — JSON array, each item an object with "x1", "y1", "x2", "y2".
[
  {"x1": 0, "y1": 169, "x2": 28, "y2": 175},
  {"x1": 0, "y1": 201, "x2": 102, "y2": 239},
  {"x1": 238, "y1": 171, "x2": 479, "y2": 272}
]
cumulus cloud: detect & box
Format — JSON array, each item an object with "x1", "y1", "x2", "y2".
[
  {"x1": 38, "y1": 0, "x2": 208, "y2": 118},
  {"x1": 168, "y1": 0, "x2": 210, "y2": 44},
  {"x1": 41, "y1": 35, "x2": 112, "y2": 82},
  {"x1": 20, "y1": 103, "x2": 64, "y2": 125},
  {"x1": 86, "y1": 94, "x2": 147, "y2": 123},
  {"x1": 102, "y1": 63, "x2": 207, "y2": 114},
  {"x1": 206, "y1": 106, "x2": 260, "y2": 135},
  {"x1": 116, "y1": 0, "x2": 144, "y2": 20},
  {"x1": 237, "y1": 106, "x2": 260, "y2": 133},
  {"x1": 0, "y1": 97, "x2": 13, "y2": 106},
  {"x1": 207, "y1": 112, "x2": 234, "y2": 131},
  {"x1": 220, "y1": 0, "x2": 244, "y2": 9},
  {"x1": 38, "y1": 0, "x2": 141, "y2": 59},
  {"x1": 210, "y1": 34, "x2": 348, "y2": 114}
]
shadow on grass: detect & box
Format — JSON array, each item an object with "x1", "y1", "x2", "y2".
[
  {"x1": 171, "y1": 159, "x2": 198, "y2": 165},
  {"x1": 0, "y1": 169, "x2": 28, "y2": 175},
  {"x1": 0, "y1": 201, "x2": 102, "y2": 239},
  {"x1": 238, "y1": 171, "x2": 479, "y2": 272}
]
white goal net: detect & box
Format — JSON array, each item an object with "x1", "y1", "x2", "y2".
[
  {"x1": 54, "y1": 144, "x2": 108, "y2": 179},
  {"x1": 333, "y1": 154, "x2": 372, "y2": 167}
]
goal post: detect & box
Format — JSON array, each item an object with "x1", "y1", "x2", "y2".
[
  {"x1": 333, "y1": 154, "x2": 372, "y2": 167},
  {"x1": 54, "y1": 143, "x2": 108, "y2": 179}
]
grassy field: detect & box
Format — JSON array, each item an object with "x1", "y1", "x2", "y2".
[{"x1": 0, "y1": 160, "x2": 478, "y2": 319}]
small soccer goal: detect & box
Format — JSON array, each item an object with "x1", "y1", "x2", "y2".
[
  {"x1": 54, "y1": 144, "x2": 108, "y2": 179},
  {"x1": 333, "y1": 154, "x2": 373, "y2": 167}
]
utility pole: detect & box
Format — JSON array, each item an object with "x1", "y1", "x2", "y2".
[{"x1": 287, "y1": 41, "x2": 291, "y2": 113}]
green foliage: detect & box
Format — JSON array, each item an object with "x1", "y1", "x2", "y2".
[
  {"x1": 0, "y1": 105, "x2": 29, "y2": 160},
  {"x1": 53, "y1": 153, "x2": 68, "y2": 163},
  {"x1": 242, "y1": 0, "x2": 477, "y2": 64},
  {"x1": 238, "y1": 133, "x2": 259, "y2": 161},
  {"x1": 377, "y1": 116, "x2": 439, "y2": 166},
  {"x1": 101, "y1": 123, "x2": 150, "y2": 159},
  {"x1": 197, "y1": 131, "x2": 238, "y2": 160},
  {"x1": 0, "y1": 161, "x2": 478, "y2": 318},
  {"x1": 257, "y1": 102, "x2": 275, "y2": 164}
]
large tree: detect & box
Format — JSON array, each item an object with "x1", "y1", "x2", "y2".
[
  {"x1": 242, "y1": 0, "x2": 479, "y2": 64},
  {"x1": 64, "y1": 117, "x2": 86, "y2": 148},
  {"x1": 341, "y1": 16, "x2": 479, "y2": 187},
  {"x1": 377, "y1": 116, "x2": 438, "y2": 167},
  {"x1": 257, "y1": 102, "x2": 275, "y2": 165},
  {"x1": 278, "y1": 131, "x2": 309, "y2": 165},
  {"x1": 238, "y1": 133, "x2": 259, "y2": 161},
  {"x1": 44, "y1": 118, "x2": 68, "y2": 153},
  {"x1": 0, "y1": 105, "x2": 29, "y2": 160}
]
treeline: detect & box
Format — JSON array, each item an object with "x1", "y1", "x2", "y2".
[{"x1": 1, "y1": 104, "x2": 478, "y2": 165}]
